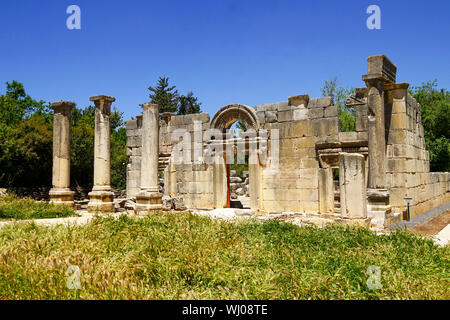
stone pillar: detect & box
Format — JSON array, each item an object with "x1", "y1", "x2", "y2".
[
  {"x1": 366, "y1": 78, "x2": 386, "y2": 189},
  {"x1": 362, "y1": 55, "x2": 396, "y2": 226},
  {"x1": 135, "y1": 103, "x2": 162, "y2": 213},
  {"x1": 318, "y1": 167, "x2": 334, "y2": 213},
  {"x1": 362, "y1": 55, "x2": 396, "y2": 189},
  {"x1": 339, "y1": 153, "x2": 367, "y2": 219},
  {"x1": 88, "y1": 95, "x2": 115, "y2": 213},
  {"x1": 49, "y1": 101, "x2": 75, "y2": 207}
]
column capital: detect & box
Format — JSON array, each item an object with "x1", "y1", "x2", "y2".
[
  {"x1": 51, "y1": 101, "x2": 75, "y2": 114},
  {"x1": 90, "y1": 95, "x2": 116, "y2": 105},
  {"x1": 141, "y1": 103, "x2": 159, "y2": 110}
]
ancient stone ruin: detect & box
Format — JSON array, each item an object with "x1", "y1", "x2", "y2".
[{"x1": 49, "y1": 55, "x2": 450, "y2": 229}]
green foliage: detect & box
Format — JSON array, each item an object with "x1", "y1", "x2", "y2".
[
  {"x1": 148, "y1": 77, "x2": 202, "y2": 115},
  {"x1": 321, "y1": 77, "x2": 356, "y2": 132},
  {"x1": 0, "y1": 213, "x2": 447, "y2": 299},
  {"x1": 111, "y1": 127, "x2": 128, "y2": 190},
  {"x1": 410, "y1": 80, "x2": 450, "y2": 172},
  {"x1": 0, "y1": 81, "x2": 127, "y2": 190},
  {"x1": 177, "y1": 91, "x2": 202, "y2": 115},
  {"x1": 0, "y1": 195, "x2": 78, "y2": 220},
  {"x1": 148, "y1": 77, "x2": 179, "y2": 113},
  {"x1": 235, "y1": 120, "x2": 247, "y2": 132},
  {"x1": 69, "y1": 105, "x2": 126, "y2": 190}
]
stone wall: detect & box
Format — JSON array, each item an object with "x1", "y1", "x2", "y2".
[
  {"x1": 125, "y1": 55, "x2": 449, "y2": 227},
  {"x1": 385, "y1": 85, "x2": 450, "y2": 219},
  {"x1": 256, "y1": 96, "x2": 338, "y2": 213}
]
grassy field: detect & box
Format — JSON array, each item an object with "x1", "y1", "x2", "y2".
[
  {"x1": 0, "y1": 212, "x2": 448, "y2": 299},
  {"x1": 0, "y1": 195, "x2": 78, "y2": 221}
]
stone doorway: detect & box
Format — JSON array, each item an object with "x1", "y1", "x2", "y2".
[{"x1": 210, "y1": 104, "x2": 261, "y2": 210}]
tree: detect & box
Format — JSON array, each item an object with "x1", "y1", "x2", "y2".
[
  {"x1": 410, "y1": 80, "x2": 450, "y2": 172},
  {"x1": 320, "y1": 76, "x2": 356, "y2": 132},
  {"x1": 0, "y1": 81, "x2": 128, "y2": 190},
  {"x1": 177, "y1": 91, "x2": 202, "y2": 115},
  {"x1": 148, "y1": 77, "x2": 179, "y2": 113}
]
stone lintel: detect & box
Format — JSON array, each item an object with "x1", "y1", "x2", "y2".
[
  {"x1": 362, "y1": 73, "x2": 390, "y2": 84},
  {"x1": 384, "y1": 82, "x2": 410, "y2": 91},
  {"x1": 366, "y1": 188, "x2": 390, "y2": 201},
  {"x1": 288, "y1": 94, "x2": 310, "y2": 106}
]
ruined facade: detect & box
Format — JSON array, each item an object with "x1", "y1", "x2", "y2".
[{"x1": 125, "y1": 55, "x2": 450, "y2": 228}]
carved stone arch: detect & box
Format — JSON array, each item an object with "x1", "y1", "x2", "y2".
[{"x1": 210, "y1": 104, "x2": 259, "y2": 131}]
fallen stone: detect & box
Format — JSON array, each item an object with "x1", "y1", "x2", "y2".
[
  {"x1": 162, "y1": 196, "x2": 173, "y2": 211},
  {"x1": 124, "y1": 198, "x2": 136, "y2": 210},
  {"x1": 230, "y1": 177, "x2": 242, "y2": 183},
  {"x1": 173, "y1": 196, "x2": 187, "y2": 211}
]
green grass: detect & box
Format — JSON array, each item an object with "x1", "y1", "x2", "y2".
[
  {"x1": 0, "y1": 212, "x2": 448, "y2": 299},
  {"x1": 0, "y1": 195, "x2": 78, "y2": 220}
]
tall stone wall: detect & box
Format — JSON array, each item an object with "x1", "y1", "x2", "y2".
[
  {"x1": 385, "y1": 84, "x2": 450, "y2": 219},
  {"x1": 124, "y1": 55, "x2": 449, "y2": 226},
  {"x1": 126, "y1": 112, "x2": 213, "y2": 209},
  {"x1": 256, "y1": 96, "x2": 339, "y2": 213}
]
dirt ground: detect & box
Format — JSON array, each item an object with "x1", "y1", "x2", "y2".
[{"x1": 410, "y1": 210, "x2": 450, "y2": 236}]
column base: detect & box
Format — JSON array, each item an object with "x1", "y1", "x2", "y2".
[
  {"x1": 367, "y1": 189, "x2": 391, "y2": 229},
  {"x1": 135, "y1": 190, "x2": 162, "y2": 214},
  {"x1": 49, "y1": 188, "x2": 75, "y2": 207},
  {"x1": 88, "y1": 189, "x2": 115, "y2": 213}
]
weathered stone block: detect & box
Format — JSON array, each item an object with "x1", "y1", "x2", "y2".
[
  {"x1": 265, "y1": 111, "x2": 277, "y2": 123},
  {"x1": 338, "y1": 132, "x2": 358, "y2": 142},
  {"x1": 311, "y1": 118, "x2": 339, "y2": 137},
  {"x1": 309, "y1": 97, "x2": 332, "y2": 108},
  {"x1": 278, "y1": 110, "x2": 293, "y2": 122},
  {"x1": 292, "y1": 106, "x2": 308, "y2": 120},
  {"x1": 324, "y1": 106, "x2": 338, "y2": 117},
  {"x1": 126, "y1": 120, "x2": 138, "y2": 130},
  {"x1": 339, "y1": 153, "x2": 367, "y2": 218},
  {"x1": 308, "y1": 107, "x2": 324, "y2": 119},
  {"x1": 288, "y1": 94, "x2": 309, "y2": 107}
]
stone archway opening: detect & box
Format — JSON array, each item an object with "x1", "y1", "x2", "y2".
[{"x1": 210, "y1": 104, "x2": 261, "y2": 210}]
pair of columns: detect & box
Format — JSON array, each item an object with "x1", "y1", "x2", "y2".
[{"x1": 49, "y1": 97, "x2": 161, "y2": 213}]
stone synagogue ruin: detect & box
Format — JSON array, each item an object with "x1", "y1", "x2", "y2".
[{"x1": 49, "y1": 55, "x2": 450, "y2": 229}]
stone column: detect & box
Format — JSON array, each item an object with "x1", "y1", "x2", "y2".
[
  {"x1": 318, "y1": 167, "x2": 334, "y2": 213},
  {"x1": 362, "y1": 55, "x2": 396, "y2": 189},
  {"x1": 362, "y1": 55, "x2": 396, "y2": 226},
  {"x1": 49, "y1": 101, "x2": 75, "y2": 207},
  {"x1": 339, "y1": 153, "x2": 367, "y2": 219},
  {"x1": 88, "y1": 95, "x2": 115, "y2": 213},
  {"x1": 365, "y1": 78, "x2": 386, "y2": 189},
  {"x1": 135, "y1": 103, "x2": 162, "y2": 213}
]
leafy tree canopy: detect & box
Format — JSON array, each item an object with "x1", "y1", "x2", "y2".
[
  {"x1": 0, "y1": 81, "x2": 127, "y2": 189},
  {"x1": 320, "y1": 76, "x2": 356, "y2": 132},
  {"x1": 148, "y1": 77, "x2": 202, "y2": 115},
  {"x1": 410, "y1": 80, "x2": 449, "y2": 172}
]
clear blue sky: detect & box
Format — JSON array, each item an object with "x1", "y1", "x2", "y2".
[{"x1": 0, "y1": 0, "x2": 449, "y2": 121}]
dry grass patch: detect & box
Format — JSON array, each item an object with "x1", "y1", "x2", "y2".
[{"x1": 0, "y1": 212, "x2": 448, "y2": 299}]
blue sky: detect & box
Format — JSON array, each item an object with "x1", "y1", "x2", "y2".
[{"x1": 0, "y1": 0, "x2": 449, "y2": 121}]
